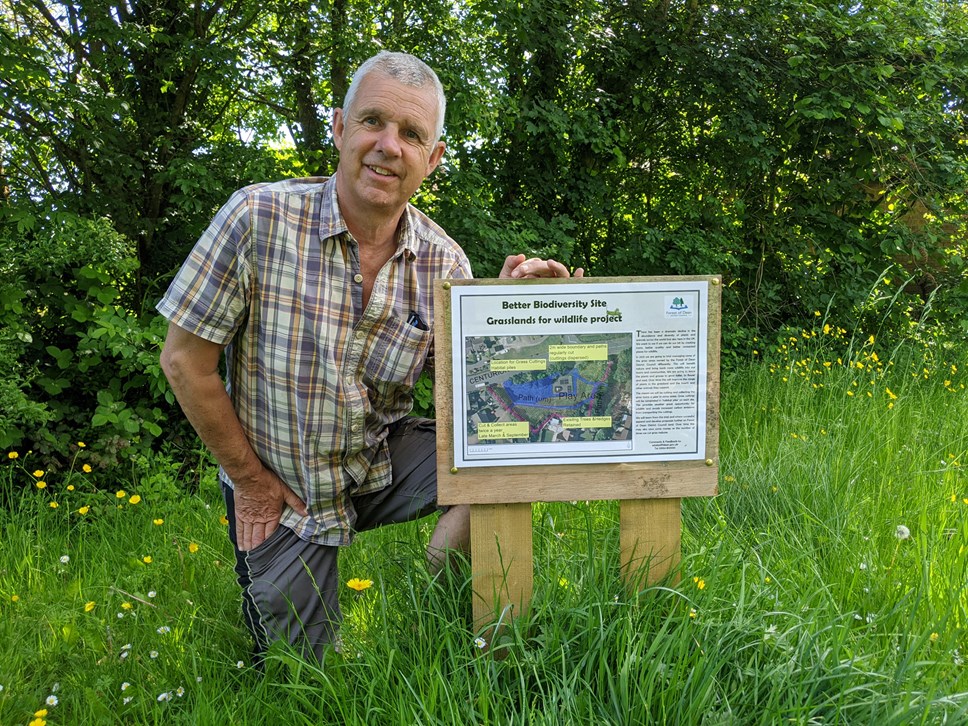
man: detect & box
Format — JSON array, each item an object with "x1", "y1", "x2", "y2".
[{"x1": 158, "y1": 51, "x2": 582, "y2": 662}]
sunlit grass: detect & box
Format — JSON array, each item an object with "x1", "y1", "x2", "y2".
[{"x1": 2, "y1": 321, "x2": 967, "y2": 723}]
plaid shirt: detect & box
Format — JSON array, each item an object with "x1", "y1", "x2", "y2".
[{"x1": 157, "y1": 176, "x2": 471, "y2": 545}]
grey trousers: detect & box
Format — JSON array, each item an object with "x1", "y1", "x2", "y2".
[{"x1": 223, "y1": 417, "x2": 439, "y2": 663}]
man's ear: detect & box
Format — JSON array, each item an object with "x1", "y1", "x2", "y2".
[
  {"x1": 332, "y1": 108, "x2": 345, "y2": 151},
  {"x1": 426, "y1": 141, "x2": 445, "y2": 175}
]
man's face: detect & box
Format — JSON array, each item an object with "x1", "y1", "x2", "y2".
[{"x1": 333, "y1": 71, "x2": 445, "y2": 224}]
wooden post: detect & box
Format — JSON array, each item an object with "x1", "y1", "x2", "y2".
[
  {"x1": 470, "y1": 503, "x2": 534, "y2": 637},
  {"x1": 620, "y1": 497, "x2": 682, "y2": 593}
]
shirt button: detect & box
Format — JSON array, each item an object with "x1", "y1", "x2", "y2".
[
  {"x1": 353, "y1": 273, "x2": 364, "y2": 284},
  {"x1": 351, "y1": 423, "x2": 360, "y2": 433}
]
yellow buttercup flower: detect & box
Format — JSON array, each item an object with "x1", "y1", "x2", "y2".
[
  {"x1": 36, "y1": 481, "x2": 47, "y2": 489},
  {"x1": 143, "y1": 556, "x2": 152, "y2": 564},
  {"x1": 128, "y1": 494, "x2": 142, "y2": 505},
  {"x1": 188, "y1": 542, "x2": 199, "y2": 554},
  {"x1": 82, "y1": 464, "x2": 92, "y2": 473},
  {"x1": 77, "y1": 441, "x2": 86, "y2": 447},
  {"x1": 115, "y1": 490, "x2": 126, "y2": 499},
  {"x1": 33, "y1": 469, "x2": 45, "y2": 477},
  {"x1": 153, "y1": 518, "x2": 164, "y2": 525},
  {"x1": 78, "y1": 506, "x2": 90, "y2": 515},
  {"x1": 346, "y1": 578, "x2": 373, "y2": 592},
  {"x1": 84, "y1": 601, "x2": 96, "y2": 612},
  {"x1": 7, "y1": 451, "x2": 18, "y2": 459}
]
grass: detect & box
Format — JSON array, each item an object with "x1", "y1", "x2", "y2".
[{"x1": 2, "y1": 325, "x2": 967, "y2": 724}]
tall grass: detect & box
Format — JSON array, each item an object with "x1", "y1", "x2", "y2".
[{"x1": 2, "y1": 325, "x2": 966, "y2": 724}]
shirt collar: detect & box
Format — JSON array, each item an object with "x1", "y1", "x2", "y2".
[{"x1": 320, "y1": 176, "x2": 418, "y2": 262}]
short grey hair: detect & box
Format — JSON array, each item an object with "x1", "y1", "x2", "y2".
[{"x1": 342, "y1": 51, "x2": 447, "y2": 143}]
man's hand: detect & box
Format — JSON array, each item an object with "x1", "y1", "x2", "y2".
[
  {"x1": 233, "y1": 467, "x2": 308, "y2": 551},
  {"x1": 499, "y1": 253, "x2": 585, "y2": 279}
]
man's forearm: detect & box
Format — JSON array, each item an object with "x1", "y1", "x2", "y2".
[
  {"x1": 160, "y1": 327, "x2": 264, "y2": 486},
  {"x1": 168, "y1": 370, "x2": 265, "y2": 485}
]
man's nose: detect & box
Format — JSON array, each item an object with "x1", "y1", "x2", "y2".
[{"x1": 375, "y1": 125, "x2": 402, "y2": 157}]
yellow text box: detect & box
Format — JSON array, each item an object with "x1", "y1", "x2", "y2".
[
  {"x1": 548, "y1": 344, "x2": 608, "y2": 361},
  {"x1": 477, "y1": 421, "x2": 530, "y2": 440},
  {"x1": 490, "y1": 359, "x2": 548, "y2": 372},
  {"x1": 562, "y1": 416, "x2": 613, "y2": 428}
]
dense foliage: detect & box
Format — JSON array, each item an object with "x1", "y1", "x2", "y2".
[{"x1": 1, "y1": 0, "x2": 966, "y2": 461}]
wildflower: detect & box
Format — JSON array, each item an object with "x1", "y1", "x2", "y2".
[
  {"x1": 859, "y1": 562, "x2": 868, "y2": 571},
  {"x1": 764, "y1": 624, "x2": 778, "y2": 640},
  {"x1": 236, "y1": 660, "x2": 245, "y2": 669},
  {"x1": 149, "y1": 650, "x2": 158, "y2": 659},
  {"x1": 474, "y1": 636, "x2": 487, "y2": 649},
  {"x1": 153, "y1": 518, "x2": 164, "y2": 526},
  {"x1": 896, "y1": 525, "x2": 911, "y2": 540},
  {"x1": 82, "y1": 464, "x2": 92, "y2": 473},
  {"x1": 29, "y1": 718, "x2": 45, "y2": 726},
  {"x1": 34, "y1": 710, "x2": 48, "y2": 718},
  {"x1": 77, "y1": 441, "x2": 86, "y2": 447},
  {"x1": 84, "y1": 601, "x2": 96, "y2": 612},
  {"x1": 142, "y1": 556, "x2": 152, "y2": 564},
  {"x1": 558, "y1": 576, "x2": 569, "y2": 589},
  {"x1": 33, "y1": 470, "x2": 45, "y2": 478},
  {"x1": 764, "y1": 577, "x2": 772, "y2": 584},
  {"x1": 121, "y1": 682, "x2": 131, "y2": 691},
  {"x1": 955, "y1": 649, "x2": 963, "y2": 666},
  {"x1": 157, "y1": 625, "x2": 171, "y2": 634},
  {"x1": 886, "y1": 388, "x2": 897, "y2": 400},
  {"x1": 49, "y1": 502, "x2": 59, "y2": 508},
  {"x1": 157, "y1": 691, "x2": 172, "y2": 702},
  {"x1": 689, "y1": 609, "x2": 697, "y2": 618},
  {"x1": 11, "y1": 595, "x2": 19, "y2": 602},
  {"x1": 188, "y1": 542, "x2": 199, "y2": 554},
  {"x1": 346, "y1": 578, "x2": 373, "y2": 592},
  {"x1": 67, "y1": 484, "x2": 74, "y2": 491},
  {"x1": 196, "y1": 676, "x2": 203, "y2": 683},
  {"x1": 78, "y1": 506, "x2": 90, "y2": 515},
  {"x1": 129, "y1": 494, "x2": 141, "y2": 505},
  {"x1": 36, "y1": 481, "x2": 47, "y2": 489},
  {"x1": 121, "y1": 602, "x2": 132, "y2": 610},
  {"x1": 176, "y1": 686, "x2": 185, "y2": 697},
  {"x1": 117, "y1": 612, "x2": 124, "y2": 619},
  {"x1": 930, "y1": 632, "x2": 939, "y2": 642},
  {"x1": 122, "y1": 696, "x2": 133, "y2": 705},
  {"x1": 51, "y1": 682, "x2": 59, "y2": 693},
  {"x1": 693, "y1": 577, "x2": 706, "y2": 590},
  {"x1": 7, "y1": 451, "x2": 18, "y2": 459},
  {"x1": 115, "y1": 490, "x2": 126, "y2": 499},
  {"x1": 219, "y1": 515, "x2": 229, "y2": 525},
  {"x1": 60, "y1": 555, "x2": 70, "y2": 564},
  {"x1": 46, "y1": 694, "x2": 58, "y2": 706},
  {"x1": 148, "y1": 591, "x2": 156, "y2": 598}
]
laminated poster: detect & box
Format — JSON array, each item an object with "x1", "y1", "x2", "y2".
[{"x1": 450, "y1": 281, "x2": 709, "y2": 468}]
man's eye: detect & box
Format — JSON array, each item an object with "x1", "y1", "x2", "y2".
[
  {"x1": 405, "y1": 130, "x2": 421, "y2": 141},
  {"x1": 363, "y1": 117, "x2": 379, "y2": 126}
]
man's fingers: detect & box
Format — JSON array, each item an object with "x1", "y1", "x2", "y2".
[{"x1": 283, "y1": 484, "x2": 309, "y2": 516}]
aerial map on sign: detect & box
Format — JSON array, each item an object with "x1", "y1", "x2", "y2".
[{"x1": 463, "y1": 333, "x2": 633, "y2": 446}]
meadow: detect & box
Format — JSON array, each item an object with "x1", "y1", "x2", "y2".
[{"x1": 2, "y1": 318, "x2": 967, "y2": 725}]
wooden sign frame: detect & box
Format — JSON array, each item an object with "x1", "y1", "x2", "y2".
[{"x1": 433, "y1": 276, "x2": 721, "y2": 634}]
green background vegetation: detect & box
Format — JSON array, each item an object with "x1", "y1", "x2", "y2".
[{"x1": 1, "y1": 0, "x2": 966, "y2": 464}]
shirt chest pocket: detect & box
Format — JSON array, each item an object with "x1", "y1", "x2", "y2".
[{"x1": 361, "y1": 316, "x2": 433, "y2": 395}]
